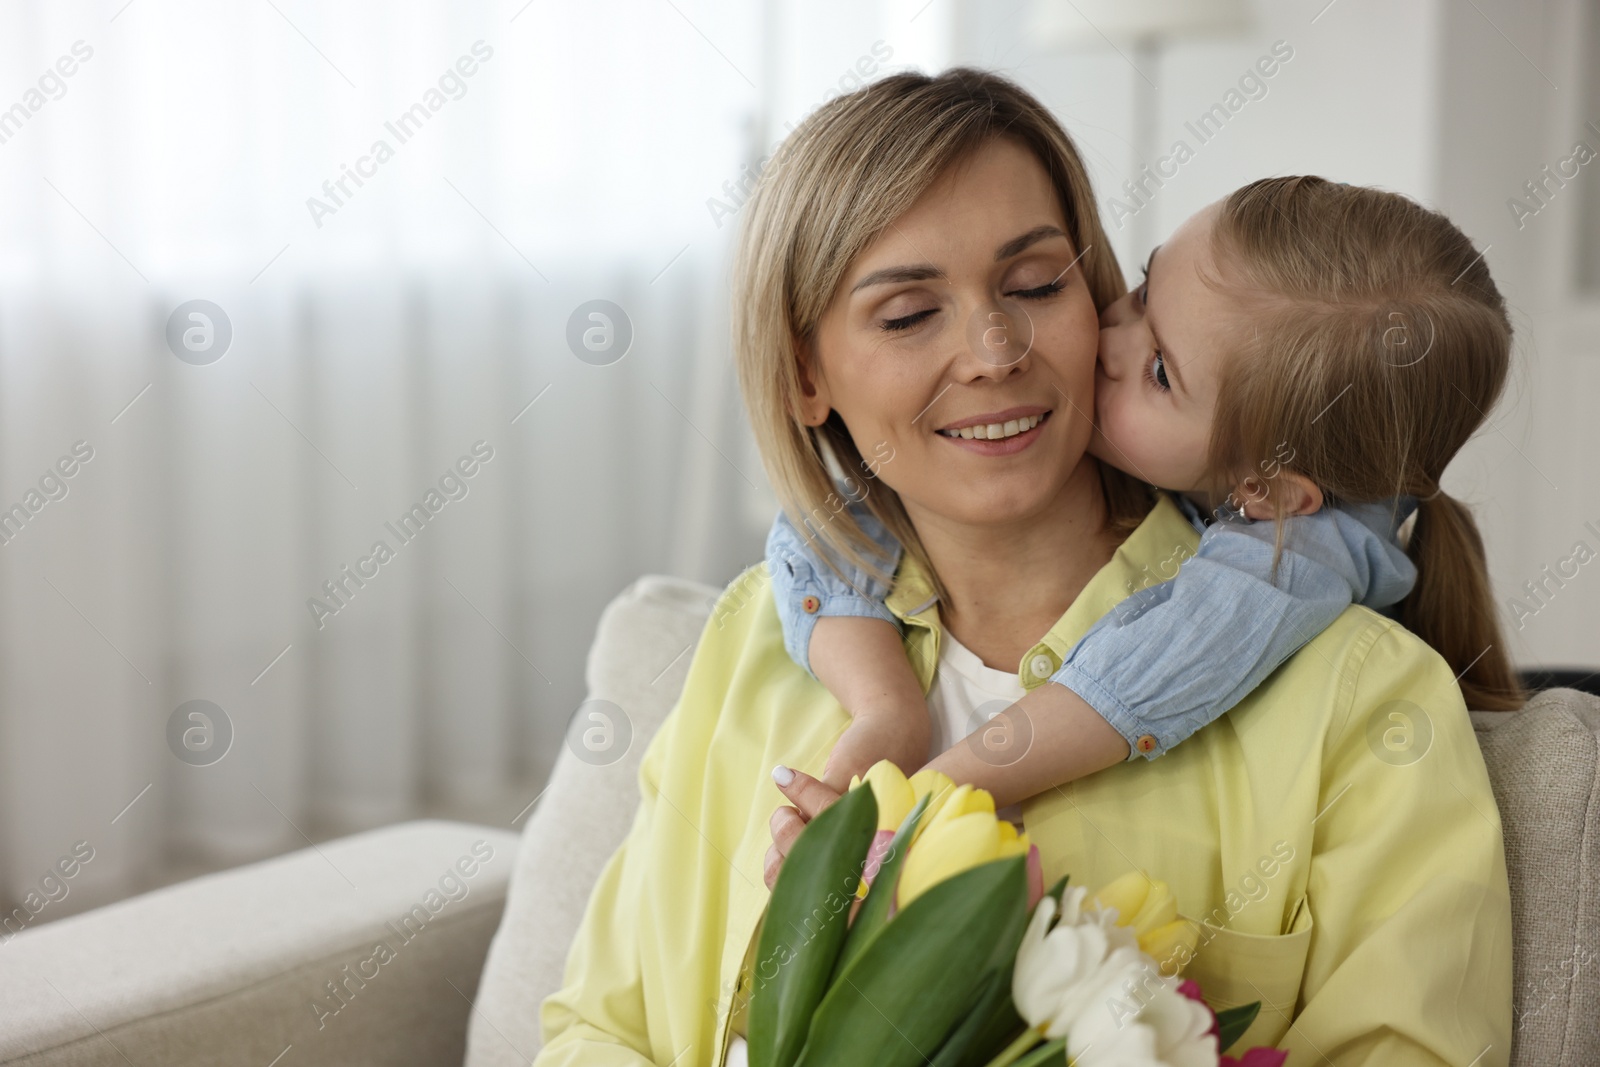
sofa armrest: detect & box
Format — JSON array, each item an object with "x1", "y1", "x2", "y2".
[{"x1": 0, "y1": 820, "x2": 520, "y2": 1067}]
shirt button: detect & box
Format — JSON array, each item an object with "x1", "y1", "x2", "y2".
[
  {"x1": 1028, "y1": 653, "x2": 1056, "y2": 680},
  {"x1": 1136, "y1": 734, "x2": 1157, "y2": 754},
  {"x1": 801, "y1": 595, "x2": 820, "y2": 614}
]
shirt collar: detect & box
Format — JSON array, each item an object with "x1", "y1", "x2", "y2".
[{"x1": 884, "y1": 494, "x2": 1200, "y2": 692}]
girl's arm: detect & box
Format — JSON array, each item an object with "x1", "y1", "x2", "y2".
[
  {"x1": 924, "y1": 495, "x2": 1417, "y2": 802},
  {"x1": 766, "y1": 500, "x2": 930, "y2": 788},
  {"x1": 809, "y1": 615, "x2": 929, "y2": 789},
  {"x1": 765, "y1": 497, "x2": 904, "y2": 678},
  {"x1": 921, "y1": 682, "x2": 1128, "y2": 809}
]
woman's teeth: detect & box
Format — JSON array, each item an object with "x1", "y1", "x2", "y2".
[{"x1": 937, "y1": 413, "x2": 1044, "y2": 440}]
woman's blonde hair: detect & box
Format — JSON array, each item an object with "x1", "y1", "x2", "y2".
[
  {"x1": 731, "y1": 68, "x2": 1151, "y2": 604},
  {"x1": 1206, "y1": 176, "x2": 1523, "y2": 710}
]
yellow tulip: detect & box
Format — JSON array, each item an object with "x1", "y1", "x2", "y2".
[
  {"x1": 848, "y1": 761, "x2": 970, "y2": 901},
  {"x1": 898, "y1": 787, "x2": 1030, "y2": 907},
  {"x1": 849, "y1": 761, "x2": 917, "y2": 832},
  {"x1": 905, "y1": 766, "x2": 959, "y2": 833},
  {"x1": 849, "y1": 760, "x2": 958, "y2": 838},
  {"x1": 1090, "y1": 870, "x2": 1199, "y2": 973},
  {"x1": 1138, "y1": 919, "x2": 1200, "y2": 975},
  {"x1": 849, "y1": 763, "x2": 1029, "y2": 908}
]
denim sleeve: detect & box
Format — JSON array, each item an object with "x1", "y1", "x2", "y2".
[
  {"x1": 765, "y1": 498, "x2": 905, "y2": 680},
  {"x1": 1051, "y1": 495, "x2": 1419, "y2": 760}
]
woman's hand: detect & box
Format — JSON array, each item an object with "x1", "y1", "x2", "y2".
[{"x1": 764, "y1": 766, "x2": 843, "y2": 889}]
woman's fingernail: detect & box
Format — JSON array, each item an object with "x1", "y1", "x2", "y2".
[{"x1": 771, "y1": 764, "x2": 795, "y2": 787}]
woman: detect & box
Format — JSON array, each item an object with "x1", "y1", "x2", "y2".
[{"x1": 535, "y1": 70, "x2": 1512, "y2": 1066}]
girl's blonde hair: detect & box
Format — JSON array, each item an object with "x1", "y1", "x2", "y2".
[
  {"x1": 731, "y1": 68, "x2": 1151, "y2": 604},
  {"x1": 1206, "y1": 176, "x2": 1523, "y2": 711}
]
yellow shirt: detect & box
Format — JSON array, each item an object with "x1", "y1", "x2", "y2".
[{"x1": 536, "y1": 495, "x2": 1513, "y2": 1066}]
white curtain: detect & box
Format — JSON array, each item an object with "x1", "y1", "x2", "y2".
[{"x1": 0, "y1": 0, "x2": 824, "y2": 915}]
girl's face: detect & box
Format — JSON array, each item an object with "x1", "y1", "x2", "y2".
[
  {"x1": 1090, "y1": 203, "x2": 1235, "y2": 494},
  {"x1": 799, "y1": 137, "x2": 1103, "y2": 528}
]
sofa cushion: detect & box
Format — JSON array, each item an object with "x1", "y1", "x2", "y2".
[
  {"x1": 465, "y1": 575, "x2": 720, "y2": 1067},
  {"x1": 1472, "y1": 689, "x2": 1600, "y2": 1066},
  {"x1": 472, "y1": 572, "x2": 1600, "y2": 1067},
  {"x1": 0, "y1": 820, "x2": 520, "y2": 1067}
]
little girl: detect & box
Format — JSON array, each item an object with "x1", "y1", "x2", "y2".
[{"x1": 767, "y1": 175, "x2": 1523, "y2": 812}]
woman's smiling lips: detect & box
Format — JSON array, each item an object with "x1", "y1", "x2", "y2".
[{"x1": 934, "y1": 405, "x2": 1053, "y2": 456}]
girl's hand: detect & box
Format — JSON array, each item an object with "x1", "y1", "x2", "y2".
[
  {"x1": 819, "y1": 709, "x2": 929, "y2": 793},
  {"x1": 763, "y1": 766, "x2": 842, "y2": 889}
]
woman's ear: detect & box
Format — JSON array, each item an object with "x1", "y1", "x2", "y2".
[
  {"x1": 1231, "y1": 470, "x2": 1324, "y2": 520},
  {"x1": 795, "y1": 336, "x2": 833, "y2": 427}
]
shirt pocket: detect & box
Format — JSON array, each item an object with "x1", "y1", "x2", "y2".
[{"x1": 1181, "y1": 895, "x2": 1314, "y2": 1053}]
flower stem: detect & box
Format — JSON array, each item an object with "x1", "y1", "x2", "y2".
[
  {"x1": 1013, "y1": 1037, "x2": 1068, "y2": 1067},
  {"x1": 978, "y1": 1026, "x2": 1044, "y2": 1067}
]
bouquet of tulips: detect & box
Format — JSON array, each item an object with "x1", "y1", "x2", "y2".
[{"x1": 747, "y1": 761, "x2": 1284, "y2": 1067}]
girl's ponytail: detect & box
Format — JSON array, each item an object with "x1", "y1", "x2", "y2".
[{"x1": 1399, "y1": 491, "x2": 1524, "y2": 711}]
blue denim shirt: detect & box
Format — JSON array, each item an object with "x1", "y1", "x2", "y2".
[{"x1": 765, "y1": 489, "x2": 1419, "y2": 761}]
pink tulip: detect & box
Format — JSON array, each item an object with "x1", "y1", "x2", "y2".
[
  {"x1": 1176, "y1": 978, "x2": 1287, "y2": 1067},
  {"x1": 862, "y1": 829, "x2": 897, "y2": 886},
  {"x1": 1025, "y1": 844, "x2": 1044, "y2": 909}
]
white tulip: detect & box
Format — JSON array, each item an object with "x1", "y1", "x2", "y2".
[{"x1": 1010, "y1": 886, "x2": 1219, "y2": 1067}]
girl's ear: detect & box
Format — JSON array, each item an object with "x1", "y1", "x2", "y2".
[
  {"x1": 795, "y1": 337, "x2": 833, "y2": 426},
  {"x1": 1232, "y1": 471, "x2": 1324, "y2": 520}
]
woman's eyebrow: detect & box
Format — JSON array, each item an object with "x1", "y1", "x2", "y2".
[
  {"x1": 848, "y1": 225, "x2": 1070, "y2": 294},
  {"x1": 994, "y1": 224, "x2": 1067, "y2": 261},
  {"x1": 850, "y1": 263, "x2": 943, "y2": 293}
]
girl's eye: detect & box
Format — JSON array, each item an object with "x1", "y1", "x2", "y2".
[
  {"x1": 1147, "y1": 351, "x2": 1171, "y2": 391},
  {"x1": 879, "y1": 308, "x2": 936, "y2": 332}
]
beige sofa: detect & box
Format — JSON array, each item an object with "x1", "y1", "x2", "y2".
[{"x1": 2, "y1": 575, "x2": 1596, "y2": 1066}]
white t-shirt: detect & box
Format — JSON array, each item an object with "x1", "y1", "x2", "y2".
[
  {"x1": 725, "y1": 630, "x2": 1027, "y2": 1066},
  {"x1": 924, "y1": 627, "x2": 1028, "y2": 825}
]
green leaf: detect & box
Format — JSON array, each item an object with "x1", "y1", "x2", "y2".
[
  {"x1": 791, "y1": 854, "x2": 1029, "y2": 1067},
  {"x1": 1215, "y1": 1001, "x2": 1261, "y2": 1053},
  {"x1": 923, "y1": 966, "x2": 1020, "y2": 1067},
  {"x1": 747, "y1": 782, "x2": 878, "y2": 1067},
  {"x1": 830, "y1": 791, "x2": 931, "y2": 982},
  {"x1": 926, "y1": 877, "x2": 1062, "y2": 1067}
]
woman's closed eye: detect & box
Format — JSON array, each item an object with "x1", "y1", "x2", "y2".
[
  {"x1": 1010, "y1": 279, "x2": 1065, "y2": 300},
  {"x1": 879, "y1": 306, "x2": 937, "y2": 332},
  {"x1": 877, "y1": 278, "x2": 1066, "y2": 333}
]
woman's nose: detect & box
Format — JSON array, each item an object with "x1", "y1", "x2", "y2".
[{"x1": 956, "y1": 301, "x2": 1033, "y2": 379}]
